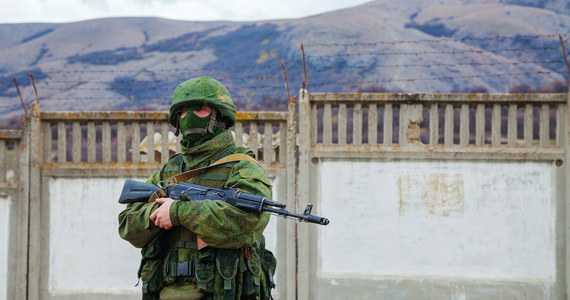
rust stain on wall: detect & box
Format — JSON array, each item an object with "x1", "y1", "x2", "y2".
[{"x1": 397, "y1": 173, "x2": 464, "y2": 217}]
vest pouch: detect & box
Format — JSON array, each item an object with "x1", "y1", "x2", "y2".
[
  {"x1": 214, "y1": 249, "x2": 239, "y2": 297},
  {"x1": 139, "y1": 258, "x2": 163, "y2": 300},
  {"x1": 241, "y1": 246, "x2": 261, "y2": 299},
  {"x1": 141, "y1": 232, "x2": 166, "y2": 259},
  {"x1": 195, "y1": 248, "x2": 216, "y2": 292}
]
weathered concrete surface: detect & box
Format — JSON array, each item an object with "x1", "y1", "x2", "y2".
[
  {"x1": 0, "y1": 194, "x2": 9, "y2": 300},
  {"x1": 48, "y1": 177, "x2": 144, "y2": 298},
  {"x1": 46, "y1": 176, "x2": 281, "y2": 299},
  {"x1": 314, "y1": 159, "x2": 555, "y2": 299}
]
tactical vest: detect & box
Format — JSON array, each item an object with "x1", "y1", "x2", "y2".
[{"x1": 138, "y1": 146, "x2": 276, "y2": 300}]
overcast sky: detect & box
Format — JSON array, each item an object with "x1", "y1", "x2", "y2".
[{"x1": 0, "y1": 0, "x2": 371, "y2": 23}]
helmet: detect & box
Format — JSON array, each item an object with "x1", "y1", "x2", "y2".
[{"x1": 169, "y1": 76, "x2": 236, "y2": 128}]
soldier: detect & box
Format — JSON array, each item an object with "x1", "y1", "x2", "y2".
[{"x1": 119, "y1": 76, "x2": 276, "y2": 300}]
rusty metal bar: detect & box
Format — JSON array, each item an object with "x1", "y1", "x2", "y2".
[
  {"x1": 30, "y1": 71, "x2": 38, "y2": 103},
  {"x1": 323, "y1": 103, "x2": 332, "y2": 146},
  {"x1": 524, "y1": 104, "x2": 534, "y2": 147},
  {"x1": 430, "y1": 104, "x2": 439, "y2": 147},
  {"x1": 57, "y1": 122, "x2": 66, "y2": 163},
  {"x1": 87, "y1": 122, "x2": 96, "y2": 163},
  {"x1": 132, "y1": 123, "x2": 140, "y2": 164},
  {"x1": 72, "y1": 122, "x2": 81, "y2": 163},
  {"x1": 117, "y1": 122, "x2": 126, "y2": 164},
  {"x1": 339, "y1": 104, "x2": 347, "y2": 146},
  {"x1": 368, "y1": 103, "x2": 377, "y2": 146},
  {"x1": 235, "y1": 122, "x2": 243, "y2": 147},
  {"x1": 264, "y1": 122, "x2": 273, "y2": 165},
  {"x1": 491, "y1": 104, "x2": 501, "y2": 147},
  {"x1": 460, "y1": 104, "x2": 469, "y2": 147},
  {"x1": 540, "y1": 104, "x2": 550, "y2": 148},
  {"x1": 444, "y1": 104, "x2": 453, "y2": 147},
  {"x1": 12, "y1": 77, "x2": 28, "y2": 119},
  {"x1": 309, "y1": 92, "x2": 567, "y2": 103},
  {"x1": 384, "y1": 104, "x2": 393, "y2": 146}
]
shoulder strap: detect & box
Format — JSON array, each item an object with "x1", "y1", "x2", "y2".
[{"x1": 148, "y1": 153, "x2": 260, "y2": 203}]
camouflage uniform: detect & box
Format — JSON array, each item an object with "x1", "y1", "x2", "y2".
[{"x1": 118, "y1": 77, "x2": 275, "y2": 300}]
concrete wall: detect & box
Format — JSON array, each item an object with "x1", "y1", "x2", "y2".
[
  {"x1": 42, "y1": 174, "x2": 283, "y2": 299},
  {"x1": 0, "y1": 194, "x2": 10, "y2": 300},
  {"x1": 310, "y1": 159, "x2": 557, "y2": 299}
]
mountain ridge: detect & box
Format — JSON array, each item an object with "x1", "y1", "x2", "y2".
[{"x1": 1, "y1": 0, "x2": 569, "y2": 125}]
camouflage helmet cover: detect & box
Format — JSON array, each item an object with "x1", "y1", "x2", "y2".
[{"x1": 169, "y1": 76, "x2": 236, "y2": 128}]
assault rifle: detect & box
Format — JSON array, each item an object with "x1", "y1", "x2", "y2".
[{"x1": 119, "y1": 179, "x2": 330, "y2": 226}]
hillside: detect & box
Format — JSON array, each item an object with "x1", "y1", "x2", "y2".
[{"x1": 1, "y1": 0, "x2": 570, "y2": 125}]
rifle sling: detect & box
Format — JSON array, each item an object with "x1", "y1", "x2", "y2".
[{"x1": 148, "y1": 153, "x2": 260, "y2": 203}]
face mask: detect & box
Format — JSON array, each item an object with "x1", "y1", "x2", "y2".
[
  {"x1": 179, "y1": 104, "x2": 211, "y2": 141},
  {"x1": 178, "y1": 104, "x2": 226, "y2": 147}
]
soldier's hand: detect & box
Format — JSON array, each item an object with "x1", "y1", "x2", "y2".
[{"x1": 150, "y1": 198, "x2": 174, "y2": 229}]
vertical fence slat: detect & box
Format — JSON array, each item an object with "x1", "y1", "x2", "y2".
[
  {"x1": 444, "y1": 104, "x2": 453, "y2": 147},
  {"x1": 72, "y1": 122, "x2": 81, "y2": 163},
  {"x1": 87, "y1": 122, "x2": 96, "y2": 163},
  {"x1": 491, "y1": 104, "x2": 501, "y2": 147},
  {"x1": 540, "y1": 104, "x2": 550, "y2": 148},
  {"x1": 117, "y1": 121, "x2": 126, "y2": 164},
  {"x1": 524, "y1": 104, "x2": 533, "y2": 147},
  {"x1": 132, "y1": 123, "x2": 140, "y2": 164},
  {"x1": 13, "y1": 140, "x2": 20, "y2": 183},
  {"x1": 507, "y1": 104, "x2": 517, "y2": 147},
  {"x1": 460, "y1": 104, "x2": 469, "y2": 147},
  {"x1": 43, "y1": 122, "x2": 51, "y2": 163},
  {"x1": 279, "y1": 122, "x2": 286, "y2": 164},
  {"x1": 557, "y1": 104, "x2": 565, "y2": 147},
  {"x1": 264, "y1": 122, "x2": 273, "y2": 165},
  {"x1": 0, "y1": 140, "x2": 5, "y2": 183},
  {"x1": 323, "y1": 103, "x2": 332, "y2": 146},
  {"x1": 235, "y1": 122, "x2": 243, "y2": 147},
  {"x1": 476, "y1": 104, "x2": 485, "y2": 147},
  {"x1": 102, "y1": 122, "x2": 111, "y2": 164},
  {"x1": 339, "y1": 103, "x2": 347, "y2": 146},
  {"x1": 368, "y1": 103, "x2": 377, "y2": 146},
  {"x1": 430, "y1": 104, "x2": 439, "y2": 147},
  {"x1": 146, "y1": 122, "x2": 155, "y2": 164},
  {"x1": 384, "y1": 104, "x2": 393, "y2": 146},
  {"x1": 57, "y1": 121, "x2": 66, "y2": 163},
  {"x1": 161, "y1": 122, "x2": 169, "y2": 164},
  {"x1": 353, "y1": 103, "x2": 362, "y2": 146},
  {"x1": 250, "y1": 122, "x2": 258, "y2": 159},
  {"x1": 311, "y1": 104, "x2": 317, "y2": 146}
]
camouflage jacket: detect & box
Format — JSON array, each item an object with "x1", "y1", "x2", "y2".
[{"x1": 118, "y1": 129, "x2": 272, "y2": 249}]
